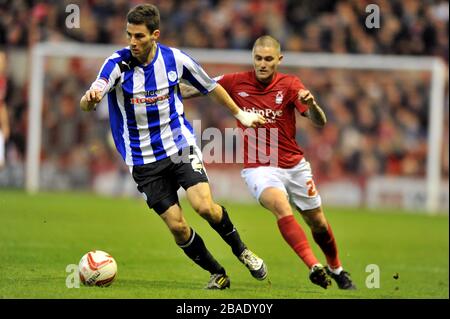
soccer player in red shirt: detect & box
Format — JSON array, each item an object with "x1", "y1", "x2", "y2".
[{"x1": 181, "y1": 35, "x2": 356, "y2": 290}]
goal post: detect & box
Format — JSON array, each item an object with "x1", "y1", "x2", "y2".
[{"x1": 26, "y1": 42, "x2": 448, "y2": 213}]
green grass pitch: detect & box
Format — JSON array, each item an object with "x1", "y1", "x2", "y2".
[{"x1": 0, "y1": 189, "x2": 448, "y2": 299}]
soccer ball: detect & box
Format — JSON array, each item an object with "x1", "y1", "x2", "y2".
[{"x1": 78, "y1": 250, "x2": 117, "y2": 287}]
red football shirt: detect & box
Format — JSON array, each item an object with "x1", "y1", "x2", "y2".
[{"x1": 217, "y1": 71, "x2": 309, "y2": 168}]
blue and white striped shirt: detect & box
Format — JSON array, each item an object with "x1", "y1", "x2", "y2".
[{"x1": 92, "y1": 43, "x2": 216, "y2": 166}]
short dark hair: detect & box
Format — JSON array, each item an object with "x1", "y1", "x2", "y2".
[
  {"x1": 127, "y1": 4, "x2": 160, "y2": 33},
  {"x1": 253, "y1": 35, "x2": 281, "y2": 54}
]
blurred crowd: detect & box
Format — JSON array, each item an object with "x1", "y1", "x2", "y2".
[
  {"x1": 294, "y1": 68, "x2": 440, "y2": 182},
  {"x1": 1, "y1": 0, "x2": 449, "y2": 59},
  {"x1": 0, "y1": 0, "x2": 448, "y2": 191}
]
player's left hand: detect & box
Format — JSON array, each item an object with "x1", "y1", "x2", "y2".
[{"x1": 298, "y1": 89, "x2": 316, "y2": 106}]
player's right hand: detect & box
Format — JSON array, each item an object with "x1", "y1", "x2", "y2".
[
  {"x1": 235, "y1": 109, "x2": 266, "y2": 128},
  {"x1": 84, "y1": 89, "x2": 102, "y2": 104},
  {"x1": 81, "y1": 89, "x2": 102, "y2": 112}
]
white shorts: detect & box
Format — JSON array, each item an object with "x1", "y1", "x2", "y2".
[{"x1": 241, "y1": 158, "x2": 322, "y2": 211}]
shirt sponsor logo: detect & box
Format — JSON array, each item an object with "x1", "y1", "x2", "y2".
[
  {"x1": 130, "y1": 94, "x2": 170, "y2": 105},
  {"x1": 144, "y1": 89, "x2": 164, "y2": 95},
  {"x1": 243, "y1": 107, "x2": 283, "y2": 124}
]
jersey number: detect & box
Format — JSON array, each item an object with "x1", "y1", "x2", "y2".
[
  {"x1": 306, "y1": 179, "x2": 317, "y2": 197},
  {"x1": 189, "y1": 153, "x2": 204, "y2": 174}
]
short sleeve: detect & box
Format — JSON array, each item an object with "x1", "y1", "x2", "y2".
[
  {"x1": 91, "y1": 52, "x2": 122, "y2": 97},
  {"x1": 179, "y1": 51, "x2": 217, "y2": 95},
  {"x1": 214, "y1": 73, "x2": 236, "y2": 93}
]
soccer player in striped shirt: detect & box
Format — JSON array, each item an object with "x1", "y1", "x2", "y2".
[
  {"x1": 181, "y1": 36, "x2": 356, "y2": 290},
  {"x1": 80, "y1": 4, "x2": 267, "y2": 290}
]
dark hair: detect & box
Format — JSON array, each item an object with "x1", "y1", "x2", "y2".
[{"x1": 127, "y1": 4, "x2": 160, "y2": 33}]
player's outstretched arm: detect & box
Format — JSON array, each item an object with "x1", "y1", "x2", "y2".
[
  {"x1": 80, "y1": 89, "x2": 102, "y2": 112},
  {"x1": 208, "y1": 84, "x2": 266, "y2": 128},
  {"x1": 299, "y1": 89, "x2": 327, "y2": 127},
  {"x1": 179, "y1": 82, "x2": 202, "y2": 99},
  {"x1": 179, "y1": 80, "x2": 266, "y2": 128}
]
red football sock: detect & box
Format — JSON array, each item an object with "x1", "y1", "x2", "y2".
[
  {"x1": 312, "y1": 222, "x2": 341, "y2": 269},
  {"x1": 277, "y1": 215, "x2": 319, "y2": 269}
]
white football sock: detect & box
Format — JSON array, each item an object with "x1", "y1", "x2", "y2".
[
  {"x1": 310, "y1": 263, "x2": 323, "y2": 273},
  {"x1": 328, "y1": 265, "x2": 343, "y2": 275}
]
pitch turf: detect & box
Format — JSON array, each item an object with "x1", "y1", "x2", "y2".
[{"x1": 0, "y1": 189, "x2": 448, "y2": 299}]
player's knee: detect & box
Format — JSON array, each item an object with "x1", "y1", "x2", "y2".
[
  {"x1": 310, "y1": 220, "x2": 328, "y2": 233},
  {"x1": 300, "y1": 207, "x2": 327, "y2": 232},
  {"x1": 190, "y1": 193, "x2": 215, "y2": 217},
  {"x1": 272, "y1": 198, "x2": 292, "y2": 218},
  {"x1": 168, "y1": 220, "x2": 190, "y2": 239},
  {"x1": 194, "y1": 202, "x2": 214, "y2": 219}
]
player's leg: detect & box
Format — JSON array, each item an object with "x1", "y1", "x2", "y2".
[
  {"x1": 243, "y1": 166, "x2": 330, "y2": 289},
  {"x1": 185, "y1": 182, "x2": 267, "y2": 280},
  {"x1": 131, "y1": 160, "x2": 229, "y2": 289},
  {"x1": 185, "y1": 182, "x2": 244, "y2": 255},
  {"x1": 288, "y1": 159, "x2": 356, "y2": 290},
  {"x1": 159, "y1": 202, "x2": 230, "y2": 289},
  {"x1": 175, "y1": 146, "x2": 267, "y2": 280},
  {"x1": 258, "y1": 187, "x2": 330, "y2": 289},
  {"x1": 297, "y1": 206, "x2": 339, "y2": 269},
  {"x1": 298, "y1": 206, "x2": 356, "y2": 290},
  {"x1": 258, "y1": 187, "x2": 320, "y2": 268}
]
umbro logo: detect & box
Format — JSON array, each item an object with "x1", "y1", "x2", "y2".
[{"x1": 238, "y1": 91, "x2": 249, "y2": 97}]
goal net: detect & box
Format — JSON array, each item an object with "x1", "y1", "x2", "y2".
[{"x1": 25, "y1": 42, "x2": 448, "y2": 213}]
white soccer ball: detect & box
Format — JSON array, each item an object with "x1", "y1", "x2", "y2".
[{"x1": 78, "y1": 250, "x2": 117, "y2": 287}]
